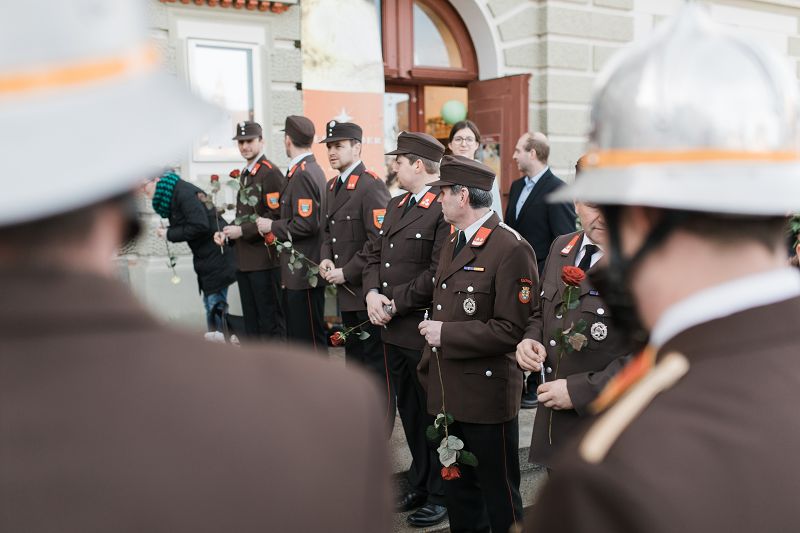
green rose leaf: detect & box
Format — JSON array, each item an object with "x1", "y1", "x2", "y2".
[
  {"x1": 358, "y1": 331, "x2": 370, "y2": 340},
  {"x1": 426, "y1": 425, "x2": 440, "y2": 442},
  {"x1": 308, "y1": 275, "x2": 318, "y2": 288},
  {"x1": 287, "y1": 262, "x2": 295, "y2": 273},
  {"x1": 459, "y1": 450, "x2": 478, "y2": 467}
]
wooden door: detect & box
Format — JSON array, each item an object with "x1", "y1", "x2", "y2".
[{"x1": 468, "y1": 74, "x2": 530, "y2": 213}]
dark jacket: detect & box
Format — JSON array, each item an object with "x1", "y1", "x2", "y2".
[
  {"x1": 166, "y1": 179, "x2": 236, "y2": 295},
  {"x1": 505, "y1": 169, "x2": 577, "y2": 275},
  {"x1": 0, "y1": 268, "x2": 393, "y2": 533},
  {"x1": 526, "y1": 232, "x2": 633, "y2": 467},
  {"x1": 417, "y1": 213, "x2": 539, "y2": 424},
  {"x1": 232, "y1": 154, "x2": 286, "y2": 272},
  {"x1": 271, "y1": 154, "x2": 328, "y2": 291},
  {"x1": 320, "y1": 162, "x2": 390, "y2": 311},
  {"x1": 362, "y1": 187, "x2": 451, "y2": 350}
]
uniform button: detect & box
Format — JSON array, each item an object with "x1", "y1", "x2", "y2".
[
  {"x1": 436, "y1": 304, "x2": 442, "y2": 310},
  {"x1": 379, "y1": 230, "x2": 383, "y2": 235},
  {"x1": 467, "y1": 286, "x2": 474, "y2": 292},
  {"x1": 389, "y1": 243, "x2": 394, "y2": 248},
  {"x1": 346, "y1": 215, "x2": 351, "y2": 220},
  {"x1": 441, "y1": 283, "x2": 447, "y2": 289},
  {"x1": 332, "y1": 238, "x2": 337, "y2": 243},
  {"x1": 546, "y1": 366, "x2": 552, "y2": 374},
  {"x1": 485, "y1": 370, "x2": 492, "y2": 377},
  {"x1": 385, "y1": 262, "x2": 390, "y2": 268},
  {"x1": 549, "y1": 339, "x2": 556, "y2": 347},
  {"x1": 331, "y1": 220, "x2": 335, "y2": 224},
  {"x1": 334, "y1": 254, "x2": 339, "y2": 259},
  {"x1": 597, "y1": 308, "x2": 605, "y2": 315},
  {"x1": 540, "y1": 290, "x2": 545, "y2": 296},
  {"x1": 415, "y1": 233, "x2": 421, "y2": 238},
  {"x1": 432, "y1": 347, "x2": 437, "y2": 353},
  {"x1": 382, "y1": 282, "x2": 388, "y2": 288},
  {"x1": 432, "y1": 277, "x2": 436, "y2": 283}
]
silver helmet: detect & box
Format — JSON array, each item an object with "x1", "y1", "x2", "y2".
[{"x1": 551, "y1": 2, "x2": 800, "y2": 215}]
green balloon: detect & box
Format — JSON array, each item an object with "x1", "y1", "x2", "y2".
[{"x1": 441, "y1": 100, "x2": 467, "y2": 125}]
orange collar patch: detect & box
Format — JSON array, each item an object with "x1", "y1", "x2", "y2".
[
  {"x1": 397, "y1": 193, "x2": 410, "y2": 208},
  {"x1": 471, "y1": 226, "x2": 492, "y2": 247},
  {"x1": 346, "y1": 174, "x2": 359, "y2": 190},
  {"x1": 590, "y1": 346, "x2": 656, "y2": 415},
  {"x1": 288, "y1": 164, "x2": 298, "y2": 178},
  {"x1": 561, "y1": 234, "x2": 581, "y2": 256},
  {"x1": 418, "y1": 191, "x2": 437, "y2": 209},
  {"x1": 329, "y1": 178, "x2": 337, "y2": 191},
  {"x1": 251, "y1": 162, "x2": 262, "y2": 175}
]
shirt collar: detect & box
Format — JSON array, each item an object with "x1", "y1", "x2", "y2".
[
  {"x1": 288, "y1": 151, "x2": 312, "y2": 170},
  {"x1": 245, "y1": 153, "x2": 264, "y2": 173},
  {"x1": 462, "y1": 210, "x2": 494, "y2": 243},
  {"x1": 411, "y1": 185, "x2": 432, "y2": 204},
  {"x1": 339, "y1": 160, "x2": 362, "y2": 182},
  {"x1": 650, "y1": 267, "x2": 800, "y2": 348},
  {"x1": 579, "y1": 234, "x2": 603, "y2": 254},
  {"x1": 525, "y1": 166, "x2": 549, "y2": 187}
]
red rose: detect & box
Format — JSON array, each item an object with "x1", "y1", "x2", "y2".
[
  {"x1": 561, "y1": 266, "x2": 586, "y2": 287},
  {"x1": 229, "y1": 168, "x2": 241, "y2": 178},
  {"x1": 264, "y1": 232, "x2": 276, "y2": 246},
  {"x1": 330, "y1": 331, "x2": 346, "y2": 346},
  {"x1": 210, "y1": 174, "x2": 220, "y2": 183},
  {"x1": 441, "y1": 465, "x2": 461, "y2": 480}
]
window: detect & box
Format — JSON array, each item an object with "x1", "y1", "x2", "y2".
[{"x1": 413, "y1": 1, "x2": 461, "y2": 68}]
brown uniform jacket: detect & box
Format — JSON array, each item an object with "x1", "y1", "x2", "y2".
[
  {"x1": 233, "y1": 154, "x2": 285, "y2": 272},
  {"x1": 320, "y1": 161, "x2": 390, "y2": 311},
  {"x1": 362, "y1": 187, "x2": 450, "y2": 350},
  {"x1": 527, "y1": 295, "x2": 800, "y2": 533},
  {"x1": 418, "y1": 213, "x2": 538, "y2": 424},
  {"x1": 526, "y1": 232, "x2": 632, "y2": 467},
  {"x1": 271, "y1": 154, "x2": 328, "y2": 290},
  {"x1": 0, "y1": 268, "x2": 392, "y2": 533}
]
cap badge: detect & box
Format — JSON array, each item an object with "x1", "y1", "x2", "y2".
[
  {"x1": 463, "y1": 297, "x2": 477, "y2": 316},
  {"x1": 591, "y1": 322, "x2": 608, "y2": 341}
]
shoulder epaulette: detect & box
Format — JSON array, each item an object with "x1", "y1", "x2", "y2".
[
  {"x1": 261, "y1": 159, "x2": 273, "y2": 170},
  {"x1": 364, "y1": 169, "x2": 380, "y2": 180},
  {"x1": 579, "y1": 351, "x2": 689, "y2": 464},
  {"x1": 499, "y1": 222, "x2": 522, "y2": 240}
]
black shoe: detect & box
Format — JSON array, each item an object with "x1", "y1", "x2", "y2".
[
  {"x1": 521, "y1": 388, "x2": 538, "y2": 409},
  {"x1": 396, "y1": 491, "x2": 427, "y2": 512},
  {"x1": 407, "y1": 503, "x2": 447, "y2": 528}
]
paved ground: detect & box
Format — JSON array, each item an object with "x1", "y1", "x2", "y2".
[{"x1": 328, "y1": 347, "x2": 548, "y2": 532}]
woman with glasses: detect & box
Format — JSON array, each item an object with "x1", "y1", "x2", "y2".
[{"x1": 447, "y1": 120, "x2": 504, "y2": 220}]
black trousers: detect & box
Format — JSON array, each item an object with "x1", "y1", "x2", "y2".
[
  {"x1": 387, "y1": 344, "x2": 445, "y2": 505},
  {"x1": 282, "y1": 287, "x2": 326, "y2": 354},
  {"x1": 236, "y1": 268, "x2": 285, "y2": 340},
  {"x1": 443, "y1": 417, "x2": 522, "y2": 533},
  {"x1": 341, "y1": 310, "x2": 395, "y2": 431}
]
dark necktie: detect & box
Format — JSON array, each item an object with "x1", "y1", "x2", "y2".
[
  {"x1": 578, "y1": 244, "x2": 599, "y2": 272},
  {"x1": 403, "y1": 195, "x2": 417, "y2": 216},
  {"x1": 334, "y1": 175, "x2": 344, "y2": 195},
  {"x1": 452, "y1": 231, "x2": 467, "y2": 259}
]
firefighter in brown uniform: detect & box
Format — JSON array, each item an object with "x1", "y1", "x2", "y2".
[
  {"x1": 417, "y1": 155, "x2": 538, "y2": 533},
  {"x1": 214, "y1": 121, "x2": 286, "y2": 340},
  {"x1": 257, "y1": 116, "x2": 327, "y2": 351},
  {"x1": 524, "y1": 4, "x2": 800, "y2": 532},
  {"x1": 318, "y1": 120, "x2": 394, "y2": 421},
  {"x1": 515, "y1": 190, "x2": 635, "y2": 469},
  {"x1": 363, "y1": 132, "x2": 450, "y2": 527}
]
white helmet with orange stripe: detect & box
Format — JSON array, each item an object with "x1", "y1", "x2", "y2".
[{"x1": 551, "y1": 2, "x2": 800, "y2": 215}]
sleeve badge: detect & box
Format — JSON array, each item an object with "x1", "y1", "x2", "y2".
[
  {"x1": 298, "y1": 198, "x2": 313, "y2": 218},
  {"x1": 518, "y1": 284, "x2": 532, "y2": 304},
  {"x1": 373, "y1": 208, "x2": 386, "y2": 229},
  {"x1": 265, "y1": 192, "x2": 280, "y2": 209}
]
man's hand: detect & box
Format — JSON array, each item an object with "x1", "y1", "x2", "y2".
[
  {"x1": 213, "y1": 231, "x2": 226, "y2": 246},
  {"x1": 222, "y1": 225, "x2": 243, "y2": 240},
  {"x1": 319, "y1": 259, "x2": 335, "y2": 274},
  {"x1": 156, "y1": 226, "x2": 167, "y2": 239},
  {"x1": 537, "y1": 379, "x2": 573, "y2": 410},
  {"x1": 256, "y1": 217, "x2": 272, "y2": 235},
  {"x1": 366, "y1": 291, "x2": 392, "y2": 325},
  {"x1": 325, "y1": 268, "x2": 345, "y2": 285},
  {"x1": 418, "y1": 320, "x2": 443, "y2": 347},
  {"x1": 516, "y1": 338, "x2": 547, "y2": 371}
]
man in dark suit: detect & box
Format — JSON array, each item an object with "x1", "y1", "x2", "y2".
[
  {"x1": 418, "y1": 156, "x2": 538, "y2": 533},
  {"x1": 0, "y1": 2, "x2": 392, "y2": 531},
  {"x1": 363, "y1": 132, "x2": 450, "y2": 527},
  {"x1": 505, "y1": 131, "x2": 576, "y2": 409},
  {"x1": 215, "y1": 121, "x2": 286, "y2": 341},
  {"x1": 318, "y1": 120, "x2": 394, "y2": 427},
  {"x1": 257, "y1": 115, "x2": 328, "y2": 351}
]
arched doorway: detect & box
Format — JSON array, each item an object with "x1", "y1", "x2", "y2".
[{"x1": 378, "y1": 0, "x2": 529, "y2": 209}]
